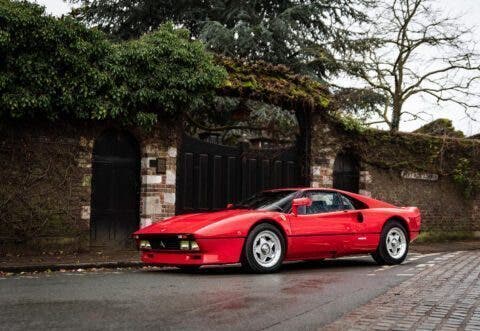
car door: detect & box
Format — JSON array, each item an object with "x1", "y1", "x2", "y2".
[
  {"x1": 287, "y1": 191, "x2": 360, "y2": 260},
  {"x1": 337, "y1": 194, "x2": 379, "y2": 254}
]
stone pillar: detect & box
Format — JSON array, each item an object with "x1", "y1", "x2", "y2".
[
  {"x1": 310, "y1": 156, "x2": 335, "y2": 188},
  {"x1": 359, "y1": 168, "x2": 372, "y2": 197},
  {"x1": 78, "y1": 136, "x2": 94, "y2": 228},
  {"x1": 309, "y1": 118, "x2": 337, "y2": 188},
  {"x1": 139, "y1": 143, "x2": 177, "y2": 229}
]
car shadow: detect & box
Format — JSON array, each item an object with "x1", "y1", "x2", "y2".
[{"x1": 143, "y1": 256, "x2": 378, "y2": 276}]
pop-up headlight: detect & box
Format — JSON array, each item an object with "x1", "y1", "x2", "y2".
[
  {"x1": 139, "y1": 240, "x2": 151, "y2": 250},
  {"x1": 179, "y1": 240, "x2": 200, "y2": 251}
]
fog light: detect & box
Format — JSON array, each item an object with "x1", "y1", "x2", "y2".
[
  {"x1": 190, "y1": 241, "x2": 199, "y2": 251},
  {"x1": 180, "y1": 240, "x2": 190, "y2": 250},
  {"x1": 139, "y1": 240, "x2": 151, "y2": 250}
]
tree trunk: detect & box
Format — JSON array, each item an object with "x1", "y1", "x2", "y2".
[
  {"x1": 391, "y1": 108, "x2": 401, "y2": 131},
  {"x1": 391, "y1": 94, "x2": 402, "y2": 132}
]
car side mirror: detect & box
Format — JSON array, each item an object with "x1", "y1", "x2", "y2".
[
  {"x1": 226, "y1": 203, "x2": 233, "y2": 209},
  {"x1": 291, "y1": 198, "x2": 312, "y2": 216}
]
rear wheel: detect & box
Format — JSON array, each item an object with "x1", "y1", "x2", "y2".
[
  {"x1": 242, "y1": 223, "x2": 285, "y2": 273},
  {"x1": 372, "y1": 220, "x2": 409, "y2": 265}
]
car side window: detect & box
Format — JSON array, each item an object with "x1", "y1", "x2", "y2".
[
  {"x1": 301, "y1": 191, "x2": 344, "y2": 215},
  {"x1": 340, "y1": 194, "x2": 356, "y2": 210}
]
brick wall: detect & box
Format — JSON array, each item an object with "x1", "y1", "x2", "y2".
[
  {"x1": 309, "y1": 114, "x2": 479, "y2": 233},
  {"x1": 0, "y1": 120, "x2": 178, "y2": 253},
  {"x1": 364, "y1": 167, "x2": 471, "y2": 232}
]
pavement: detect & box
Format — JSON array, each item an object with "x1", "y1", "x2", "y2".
[
  {"x1": 0, "y1": 250, "x2": 141, "y2": 273},
  {"x1": 0, "y1": 251, "x2": 471, "y2": 330},
  {"x1": 325, "y1": 251, "x2": 480, "y2": 331}
]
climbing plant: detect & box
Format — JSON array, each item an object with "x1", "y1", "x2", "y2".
[{"x1": 453, "y1": 158, "x2": 480, "y2": 198}]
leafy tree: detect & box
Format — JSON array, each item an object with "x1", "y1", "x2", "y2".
[
  {"x1": 0, "y1": 0, "x2": 112, "y2": 122},
  {"x1": 71, "y1": 0, "x2": 373, "y2": 79},
  {"x1": 341, "y1": 0, "x2": 480, "y2": 132},
  {"x1": 0, "y1": 0, "x2": 226, "y2": 127},
  {"x1": 107, "y1": 24, "x2": 226, "y2": 126}
]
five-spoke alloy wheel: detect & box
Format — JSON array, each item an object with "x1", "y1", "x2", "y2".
[
  {"x1": 242, "y1": 223, "x2": 285, "y2": 273},
  {"x1": 372, "y1": 220, "x2": 409, "y2": 265}
]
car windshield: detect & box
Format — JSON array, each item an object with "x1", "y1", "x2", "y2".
[{"x1": 232, "y1": 190, "x2": 298, "y2": 212}]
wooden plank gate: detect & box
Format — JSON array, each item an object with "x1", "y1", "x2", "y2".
[{"x1": 176, "y1": 135, "x2": 303, "y2": 214}]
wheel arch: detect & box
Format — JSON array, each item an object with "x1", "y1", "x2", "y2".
[
  {"x1": 384, "y1": 216, "x2": 410, "y2": 240},
  {"x1": 248, "y1": 219, "x2": 289, "y2": 252}
]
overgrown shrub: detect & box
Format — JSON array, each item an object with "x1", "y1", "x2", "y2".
[{"x1": 0, "y1": 0, "x2": 226, "y2": 127}]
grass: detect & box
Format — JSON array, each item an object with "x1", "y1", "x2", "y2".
[{"x1": 415, "y1": 230, "x2": 476, "y2": 243}]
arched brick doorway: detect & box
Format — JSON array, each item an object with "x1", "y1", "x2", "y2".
[
  {"x1": 90, "y1": 129, "x2": 140, "y2": 248},
  {"x1": 333, "y1": 153, "x2": 360, "y2": 193}
]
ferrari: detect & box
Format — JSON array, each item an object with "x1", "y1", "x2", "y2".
[{"x1": 133, "y1": 188, "x2": 421, "y2": 273}]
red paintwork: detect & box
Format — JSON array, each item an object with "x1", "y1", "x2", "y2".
[{"x1": 133, "y1": 188, "x2": 421, "y2": 267}]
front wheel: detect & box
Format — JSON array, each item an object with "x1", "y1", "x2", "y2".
[
  {"x1": 242, "y1": 223, "x2": 285, "y2": 273},
  {"x1": 372, "y1": 221, "x2": 409, "y2": 265}
]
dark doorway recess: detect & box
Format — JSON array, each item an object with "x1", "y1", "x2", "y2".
[
  {"x1": 176, "y1": 135, "x2": 303, "y2": 214},
  {"x1": 333, "y1": 153, "x2": 360, "y2": 193},
  {"x1": 90, "y1": 129, "x2": 140, "y2": 248}
]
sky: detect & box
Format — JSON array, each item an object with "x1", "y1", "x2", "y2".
[{"x1": 29, "y1": 0, "x2": 480, "y2": 136}]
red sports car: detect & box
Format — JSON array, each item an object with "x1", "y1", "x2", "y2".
[{"x1": 133, "y1": 188, "x2": 421, "y2": 273}]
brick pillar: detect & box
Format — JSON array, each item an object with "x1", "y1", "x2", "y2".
[
  {"x1": 310, "y1": 155, "x2": 335, "y2": 188},
  {"x1": 139, "y1": 144, "x2": 177, "y2": 229},
  {"x1": 78, "y1": 136, "x2": 94, "y2": 228},
  {"x1": 359, "y1": 168, "x2": 372, "y2": 197}
]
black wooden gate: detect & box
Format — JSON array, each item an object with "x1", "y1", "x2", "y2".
[
  {"x1": 333, "y1": 153, "x2": 360, "y2": 193},
  {"x1": 176, "y1": 135, "x2": 303, "y2": 214},
  {"x1": 90, "y1": 129, "x2": 140, "y2": 248}
]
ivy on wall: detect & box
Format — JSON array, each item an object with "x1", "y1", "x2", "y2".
[
  {"x1": 0, "y1": 124, "x2": 88, "y2": 249},
  {"x1": 453, "y1": 158, "x2": 480, "y2": 198},
  {"x1": 330, "y1": 113, "x2": 480, "y2": 197}
]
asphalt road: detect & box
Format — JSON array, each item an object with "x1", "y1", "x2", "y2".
[{"x1": 0, "y1": 252, "x2": 442, "y2": 331}]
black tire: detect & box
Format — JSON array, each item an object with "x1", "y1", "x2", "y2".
[
  {"x1": 241, "y1": 223, "x2": 286, "y2": 273},
  {"x1": 372, "y1": 220, "x2": 409, "y2": 265}
]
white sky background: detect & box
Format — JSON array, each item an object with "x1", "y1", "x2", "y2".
[{"x1": 30, "y1": 0, "x2": 480, "y2": 135}]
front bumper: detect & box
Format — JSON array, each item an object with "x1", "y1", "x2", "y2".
[{"x1": 140, "y1": 237, "x2": 245, "y2": 266}]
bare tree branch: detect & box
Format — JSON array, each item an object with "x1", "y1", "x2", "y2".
[{"x1": 340, "y1": 0, "x2": 480, "y2": 131}]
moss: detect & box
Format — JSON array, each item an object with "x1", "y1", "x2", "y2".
[
  {"x1": 215, "y1": 55, "x2": 331, "y2": 113},
  {"x1": 329, "y1": 114, "x2": 480, "y2": 176},
  {"x1": 414, "y1": 118, "x2": 465, "y2": 138}
]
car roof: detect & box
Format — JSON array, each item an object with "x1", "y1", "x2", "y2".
[
  {"x1": 264, "y1": 187, "x2": 396, "y2": 208},
  {"x1": 265, "y1": 187, "x2": 340, "y2": 192}
]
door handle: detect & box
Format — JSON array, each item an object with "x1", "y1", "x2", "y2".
[{"x1": 357, "y1": 212, "x2": 364, "y2": 223}]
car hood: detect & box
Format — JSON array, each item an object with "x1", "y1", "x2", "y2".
[{"x1": 134, "y1": 209, "x2": 253, "y2": 236}]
